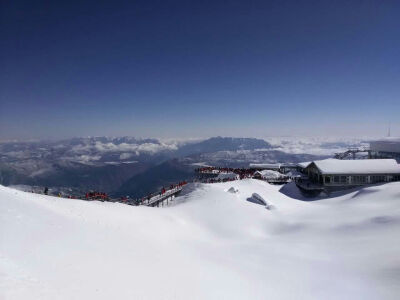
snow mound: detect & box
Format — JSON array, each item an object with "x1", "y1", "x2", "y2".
[{"x1": 1, "y1": 180, "x2": 400, "y2": 299}]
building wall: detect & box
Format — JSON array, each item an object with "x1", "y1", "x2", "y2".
[
  {"x1": 370, "y1": 140, "x2": 400, "y2": 154},
  {"x1": 307, "y1": 165, "x2": 322, "y2": 183},
  {"x1": 322, "y1": 174, "x2": 400, "y2": 186}
]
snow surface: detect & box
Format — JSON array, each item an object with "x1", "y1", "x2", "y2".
[
  {"x1": 1, "y1": 180, "x2": 400, "y2": 299},
  {"x1": 311, "y1": 158, "x2": 400, "y2": 174}
]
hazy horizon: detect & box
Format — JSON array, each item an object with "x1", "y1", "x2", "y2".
[{"x1": 0, "y1": 134, "x2": 389, "y2": 145}]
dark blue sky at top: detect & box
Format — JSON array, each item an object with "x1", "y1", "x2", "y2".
[{"x1": 1, "y1": 0, "x2": 399, "y2": 140}]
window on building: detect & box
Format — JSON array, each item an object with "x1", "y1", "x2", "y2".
[
  {"x1": 371, "y1": 175, "x2": 386, "y2": 183},
  {"x1": 340, "y1": 176, "x2": 347, "y2": 183},
  {"x1": 325, "y1": 176, "x2": 331, "y2": 184},
  {"x1": 353, "y1": 175, "x2": 367, "y2": 184},
  {"x1": 334, "y1": 176, "x2": 340, "y2": 183}
]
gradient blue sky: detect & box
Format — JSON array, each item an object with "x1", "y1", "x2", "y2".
[{"x1": 1, "y1": 0, "x2": 399, "y2": 140}]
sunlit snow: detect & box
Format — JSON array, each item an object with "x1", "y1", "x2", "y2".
[{"x1": 1, "y1": 180, "x2": 399, "y2": 299}]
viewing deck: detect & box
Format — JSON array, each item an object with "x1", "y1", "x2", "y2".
[{"x1": 140, "y1": 186, "x2": 183, "y2": 207}]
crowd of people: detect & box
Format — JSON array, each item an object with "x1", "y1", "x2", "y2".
[
  {"x1": 85, "y1": 191, "x2": 109, "y2": 201},
  {"x1": 196, "y1": 167, "x2": 235, "y2": 174},
  {"x1": 199, "y1": 177, "x2": 239, "y2": 184}
]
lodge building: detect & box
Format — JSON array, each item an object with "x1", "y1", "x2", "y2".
[{"x1": 296, "y1": 158, "x2": 400, "y2": 194}]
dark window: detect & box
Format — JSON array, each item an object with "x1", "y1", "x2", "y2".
[
  {"x1": 353, "y1": 176, "x2": 367, "y2": 184},
  {"x1": 371, "y1": 175, "x2": 386, "y2": 183}
]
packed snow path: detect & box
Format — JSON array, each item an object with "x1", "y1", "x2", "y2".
[{"x1": 1, "y1": 180, "x2": 400, "y2": 299}]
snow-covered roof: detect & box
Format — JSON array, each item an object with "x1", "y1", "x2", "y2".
[
  {"x1": 310, "y1": 159, "x2": 400, "y2": 175},
  {"x1": 297, "y1": 161, "x2": 311, "y2": 169},
  {"x1": 254, "y1": 170, "x2": 285, "y2": 179}
]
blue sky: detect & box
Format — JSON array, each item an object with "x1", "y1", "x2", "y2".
[{"x1": 1, "y1": 0, "x2": 399, "y2": 140}]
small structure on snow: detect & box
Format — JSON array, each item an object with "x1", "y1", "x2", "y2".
[
  {"x1": 246, "y1": 193, "x2": 274, "y2": 209},
  {"x1": 227, "y1": 187, "x2": 239, "y2": 194}
]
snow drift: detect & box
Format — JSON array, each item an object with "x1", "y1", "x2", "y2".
[{"x1": 1, "y1": 180, "x2": 400, "y2": 299}]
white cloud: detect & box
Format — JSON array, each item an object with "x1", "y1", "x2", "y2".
[
  {"x1": 76, "y1": 155, "x2": 102, "y2": 163},
  {"x1": 263, "y1": 136, "x2": 369, "y2": 155},
  {"x1": 119, "y1": 153, "x2": 133, "y2": 160},
  {"x1": 70, "y1": 141, "x2": 178, "y2": 156}
]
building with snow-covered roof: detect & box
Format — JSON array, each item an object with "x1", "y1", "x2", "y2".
[
  {"x1": 296, "y1": 158, "x2": 400, "y2": 194},
  {"x1": 369, "y1": 138, "x2": 400, "y2": 160}
]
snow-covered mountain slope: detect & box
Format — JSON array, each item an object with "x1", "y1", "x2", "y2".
[{"x1": 1, "y1": 180, "x2": 400, "y2": 299}]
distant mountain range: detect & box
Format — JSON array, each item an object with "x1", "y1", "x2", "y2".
[{"x1": 0, "y1": 136, "x2": 329, "y2": 198}]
